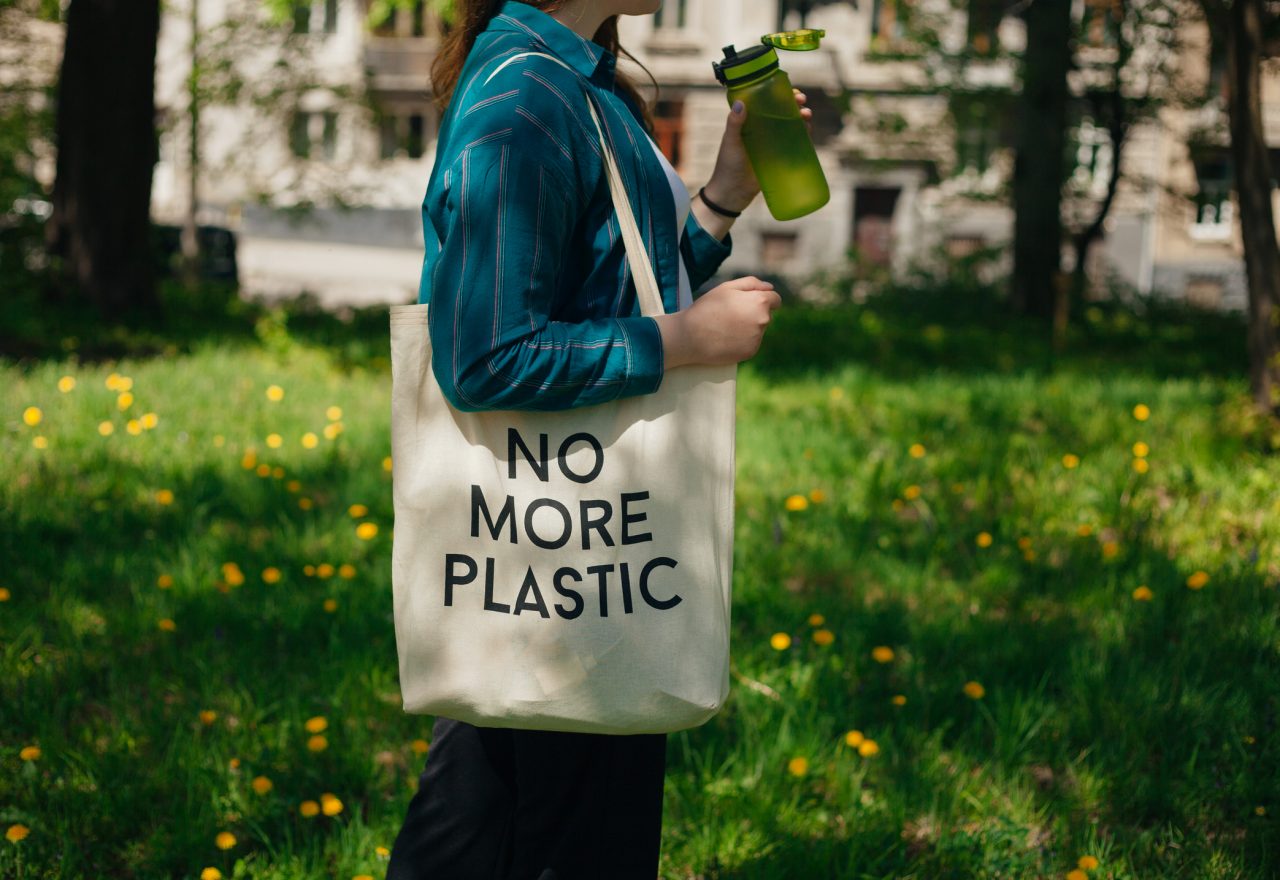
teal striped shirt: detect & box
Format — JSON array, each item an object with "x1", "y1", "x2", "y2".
[{"x1": 418, "y1": 0, "x2": 734, "y2": 412}]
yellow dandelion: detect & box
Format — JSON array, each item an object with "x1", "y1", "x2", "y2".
[
  {"x1": 22, "y1": 406, "x2": 42, "y2": 427},
  {"x1": 326, "y1": 405, "x2": 343, "y2": 421},
  {"x1": 141, "y1": 412, "x2": 158, "y2": 429},
  {"x1": 1133, "y1": 458, "x2": 1149, "y2": 473},
  {"x1": 338, "y1": 564, "x2": 357, "y2": 579},
  {"x1": 266, "y1": 385, "x2": 285, "y2": 402},
  {"x1": 829, "y1": 387, "x2": 844, "y2": 401},
  {"x1": 270, "y1": 466, "x2": 284, "y2": 480},
  {"x1": 786, "y1": 756, "x2": 809, "y2": 777},
  {"x1": 251, "y1": 775, "x2": 273, "y2": 795},
  {"x1": 903, "y1": 484, "x2": 921, "y2": 500},
  {"x1": 891, "y1": 499, "x2": 905, "y2": 512},
  {"x1": 1076, "y1": 523, "x2": 1093, "y2": 537},
  {"x1": 1022, "y1": 548, "x2": 1037, "y2": 562},
  {"x1": 1062, "y1": 453, "x2": 1080, "y2": 469},
  {"x1": 1077, "y1": 855, "x2": 1100, "y2": 870},
  {"x1": 348, "y1": 504, "x2": 369, "y2": 518},
  {"x1": 255, "y1": 463, "x2": 271, "y2": 477},
  {"x1": 300, "y1": 800, "x2": 320, "y2": 818},
  {"x1": 303, "y1": 565, "x2": 316, "y2": 577},
  {"x1": 1256, "y1": 805, "x2": 1266, "y2": 816},
  {"x1": 262, "y1": 567, "x2": 282, "y2": 584},
  {"x1": 1067, "y1": 871, "x2": 1088, "y2": 880},
  {"x1": 317, "y1": 563, "x2": 335, "y2": 579},
  {"x1": 215, "y1": 831, "x2": 236, "y2": 850},
  {"x1": 963, "y1": 681, "x2": 985, "y2": 699},
  {"x1": 126, "y1": 419, "x2": 142, "y2": 435},
  {"x1": 812, "y1": 629, "x2": 835, "y2": 646},
  {"x1": 976, "y1": 531, "x2": 993, "y2": 548},
  {"x1": 105, "y1": 373, "x2": 122, "y2": 391},
  {"x1": 301, "y1": 432, "x2": 319, "y2": 449},
  {"x1": 1186, "y1": 570, "x2": 1209, "y2": 590},
  {"x1": 33, "y1": 436, "x2": 48, "y2": 450},
  {"x1": 908, "y1": 442, "x2": 926, "y2": 458},
  {"x1": 411, "y1": 739, "x2": 430, "y2": 755},
  {"x1": 324, "y1": 422, "x2": 343, "y2": 440},
  {"x1": 286, "y1": 480, "x2": 302, "y2": 492},
  {"x1": 201, "y1": 869, "x2": 222, "y2": 880},
  {"x1": 383, "y1": 456, "x2": 393, "y2": 472},
  {"x1": 98, "y1": 421, "x2": 114, "y2": 436},
  {"x1": 1133, "y1": 403, "x2": 1150, "y2": 421},
  {"x1": 19, "y1": 745, "x2": 40, "y2": 761},
  {"x1": 241, "y1": 450, "x2": 257, "y2": 470},
  {"x1": 858, "y1": 739, "x2": 880, "y2": 757},
  {"x1": 807, "y1": 613, "x2": 825, "y2": 627},
  {"x1": 305, "y1": 716, "x2": 328, "y2": 734},
  {"x1": 808, "y1": 489, "x2": 827, "y2": 504},
  {"x1": 157, "y1": 574, "x2": 173, "y2": 589},
  {"x1": 354, "y1": 876, "x2": 374, "y2": 880},
  {"x1": 266, "y1": 433, "x2": 283, "y2": 449},
  {"x1": 356, "y1": 522, "x2": 378, "y2": 540},
  {"x1": 784, "y1": 494, "x2": 808, "y2": 512},
  {"x1": 1101, "y1": 541, "x2": 1119, "y2": 559},
  {"x1": 770, "y1": 632, "x2": 792, "y2": 651},
  {"x1": 307, "y1": 735, "x2": 328, "y2": 752},
  {"x1": 0, "y1": 587, "x2": 9, "y2": 601},
  {"x1": 228, "y1": 757, "x2": 240, "y2": 771},
  {"x1": 6, "y1": 824, "x2": 29, "y2": 843},
  {"x1": 1132, "y1": 585, "x2": 1153, "y2": 601},
  {"x1": 158, "y1": 618, "x2": 176, "y2": 631},
  {"x1": 891, "y1": 694, "x2": 907, "y2": 706},
  {"x1": 199, "y1": 709, "x2": 218, "y2": 725},
  {"x1": 299, "y1": 498, "x2": 313, "y2": 510},
  {"x1": 323, "y1": 598, "x2": 338, "y2": 613},
  {"x1": 843, "y1": 730, "x2": 864, "y2": 748},
  {"x1": 1017, "y1": 536, "x2": 1033, "y2": 550},
  {"x1": 58, "y1": 375, "x2": 76, "y2": 393},
  {"x1": 117, "y1": 391, "x2": 134, "y2": 410},
  {"x1": 222, "y1": 563, "x2": 245, "y2": 587},
  {"x1": 321, "y1": 795, "x2": 344, "y2": 816},
  {"x1": 376, "y1": 845, "x2": 391, "y2": 858},
  {"x1": 871, "y1": 646, "x2": 894, "y2": 663},
  {"x1": 1132, "y1": 441, "x2": 1148, "y2": 457},
  {"x1": 155, "y1": 489, "x2": 174, "y2": 505}
]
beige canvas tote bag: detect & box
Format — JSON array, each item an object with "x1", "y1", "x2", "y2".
[{"x1": 389, "y1": 54, "x2": 736, "y2": 734}]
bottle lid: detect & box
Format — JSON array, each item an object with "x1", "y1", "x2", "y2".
[
  {"x1": 712, "y1": 43, "x2": 779, "y2": 86},
  {"x1": 761, "y1": 28, "x2": 826, "y2": 51}
]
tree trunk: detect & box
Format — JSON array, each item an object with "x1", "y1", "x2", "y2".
[
  {"x1": 45, "y1": 0, "x2": 162, "y2": 319},
  {"x1": 1011, "y1": 0, "x2": 1073, "y2": 321},
  {"x1": 1224, "y1": 0, "x2": 1280, "y2": 415}
]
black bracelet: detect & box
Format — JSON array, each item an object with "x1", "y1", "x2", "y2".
[{"x1": 697, "y1": 186, "x2": 743, "y2": 218}]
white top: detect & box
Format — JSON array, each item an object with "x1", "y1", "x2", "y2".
[{"x1": 646, "y1": 137, "x2": 694, "y2": 312}]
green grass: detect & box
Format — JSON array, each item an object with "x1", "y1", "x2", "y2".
[{"x1": 1, "y1": 283, "x2": 1277, "y2": 879}]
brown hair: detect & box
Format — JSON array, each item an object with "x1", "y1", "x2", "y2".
[{"x1": 429, "y1": 0, "x2": 657, "y2": 134}]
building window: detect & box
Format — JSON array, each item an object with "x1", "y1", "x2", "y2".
[
  {"x1": 967, "y1": 0, "x2": 1003, "y2": 55},
  {"x1": 870, "y1": 0, "x2": 906, "y2": 50},
  {"x1": 654, "y1": 0, "x2": 687, "y2": 29},
  {"x1": 290, "y1": 110, "x2": 338, "y2": 160},
  {"x1": 652, "y1": 99, "x2": 684, "y2": 173},
  {"x1": 760, "y1": 231, "x2": 799, "y2": 270},
  {"x1": 292, "y1": 0, "x2": 338, "y2": 35},
  {"x1": 1069, "y1": 118, "x2": 1113, "y2": 195},
  {"x1": 379, "y1": 111, "x2": 430, "y2": 160},
  {"x1": 1191, "y1": 157, "x2": 1233, "y2": 239},
  {"x1": 852, "y1": 186, "x2": 900, "y2": 267},
  {"x1": 1081, "y1": 0, "x2": 1120, "y2": 48},
  {"x1": 953, "y1": 100, "x2": 999, "y2": 175},
  {"x1": 374, "y1": 0, "x2": 429, "y2": 37}
]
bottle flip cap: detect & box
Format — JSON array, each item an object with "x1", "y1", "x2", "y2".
[{"x1": 713, "y1": 29, "x2": 826, "y2": 85}]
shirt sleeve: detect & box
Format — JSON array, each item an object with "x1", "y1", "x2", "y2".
[
  {"x1": 426, "y1": 134, "x2": 666, "y2": 413},
  {"x1": 681, "y1": 209, "x2": 733, "y2": 291}
]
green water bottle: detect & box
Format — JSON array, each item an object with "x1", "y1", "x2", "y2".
[{"x1": 712, "y1": 29, "x2": 831, "y2": 221}]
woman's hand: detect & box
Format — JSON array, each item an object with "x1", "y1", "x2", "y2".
[
  {"x1": 653, "y1": 276, "x2": 782, "y2": 369},
  {"x1": 701, "y1": 89, "x2": 814, "y2": 212}
]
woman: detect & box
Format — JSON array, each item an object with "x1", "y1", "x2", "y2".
[{"x1": 387, "y1": 1, "x2": 812, "y2": 877}]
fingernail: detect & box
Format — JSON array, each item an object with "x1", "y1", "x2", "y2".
[{"x1": 732, "y1": 100, "x2": 744, "y2": 114}]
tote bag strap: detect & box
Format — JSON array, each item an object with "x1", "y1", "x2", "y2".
[{"x1": 482, "y1": 51, "x2": 666, "y2": 319}]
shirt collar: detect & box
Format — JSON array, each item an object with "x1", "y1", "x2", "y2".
[{"x1": 489, "y1": 1, "x2": 617, "y2": 87}]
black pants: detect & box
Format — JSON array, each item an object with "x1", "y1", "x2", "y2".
[{"x1": 386, "y1": 716, "x2": 668, "y2": 880}]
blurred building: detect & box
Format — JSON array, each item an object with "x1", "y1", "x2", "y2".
[{"x1": 143, "y1": 0, "x2": 1279, "y2": 310}]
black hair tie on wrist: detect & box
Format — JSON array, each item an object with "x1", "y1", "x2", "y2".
[{"x1": 698, "y1": 186, "x2": 743, "y2": 218}]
